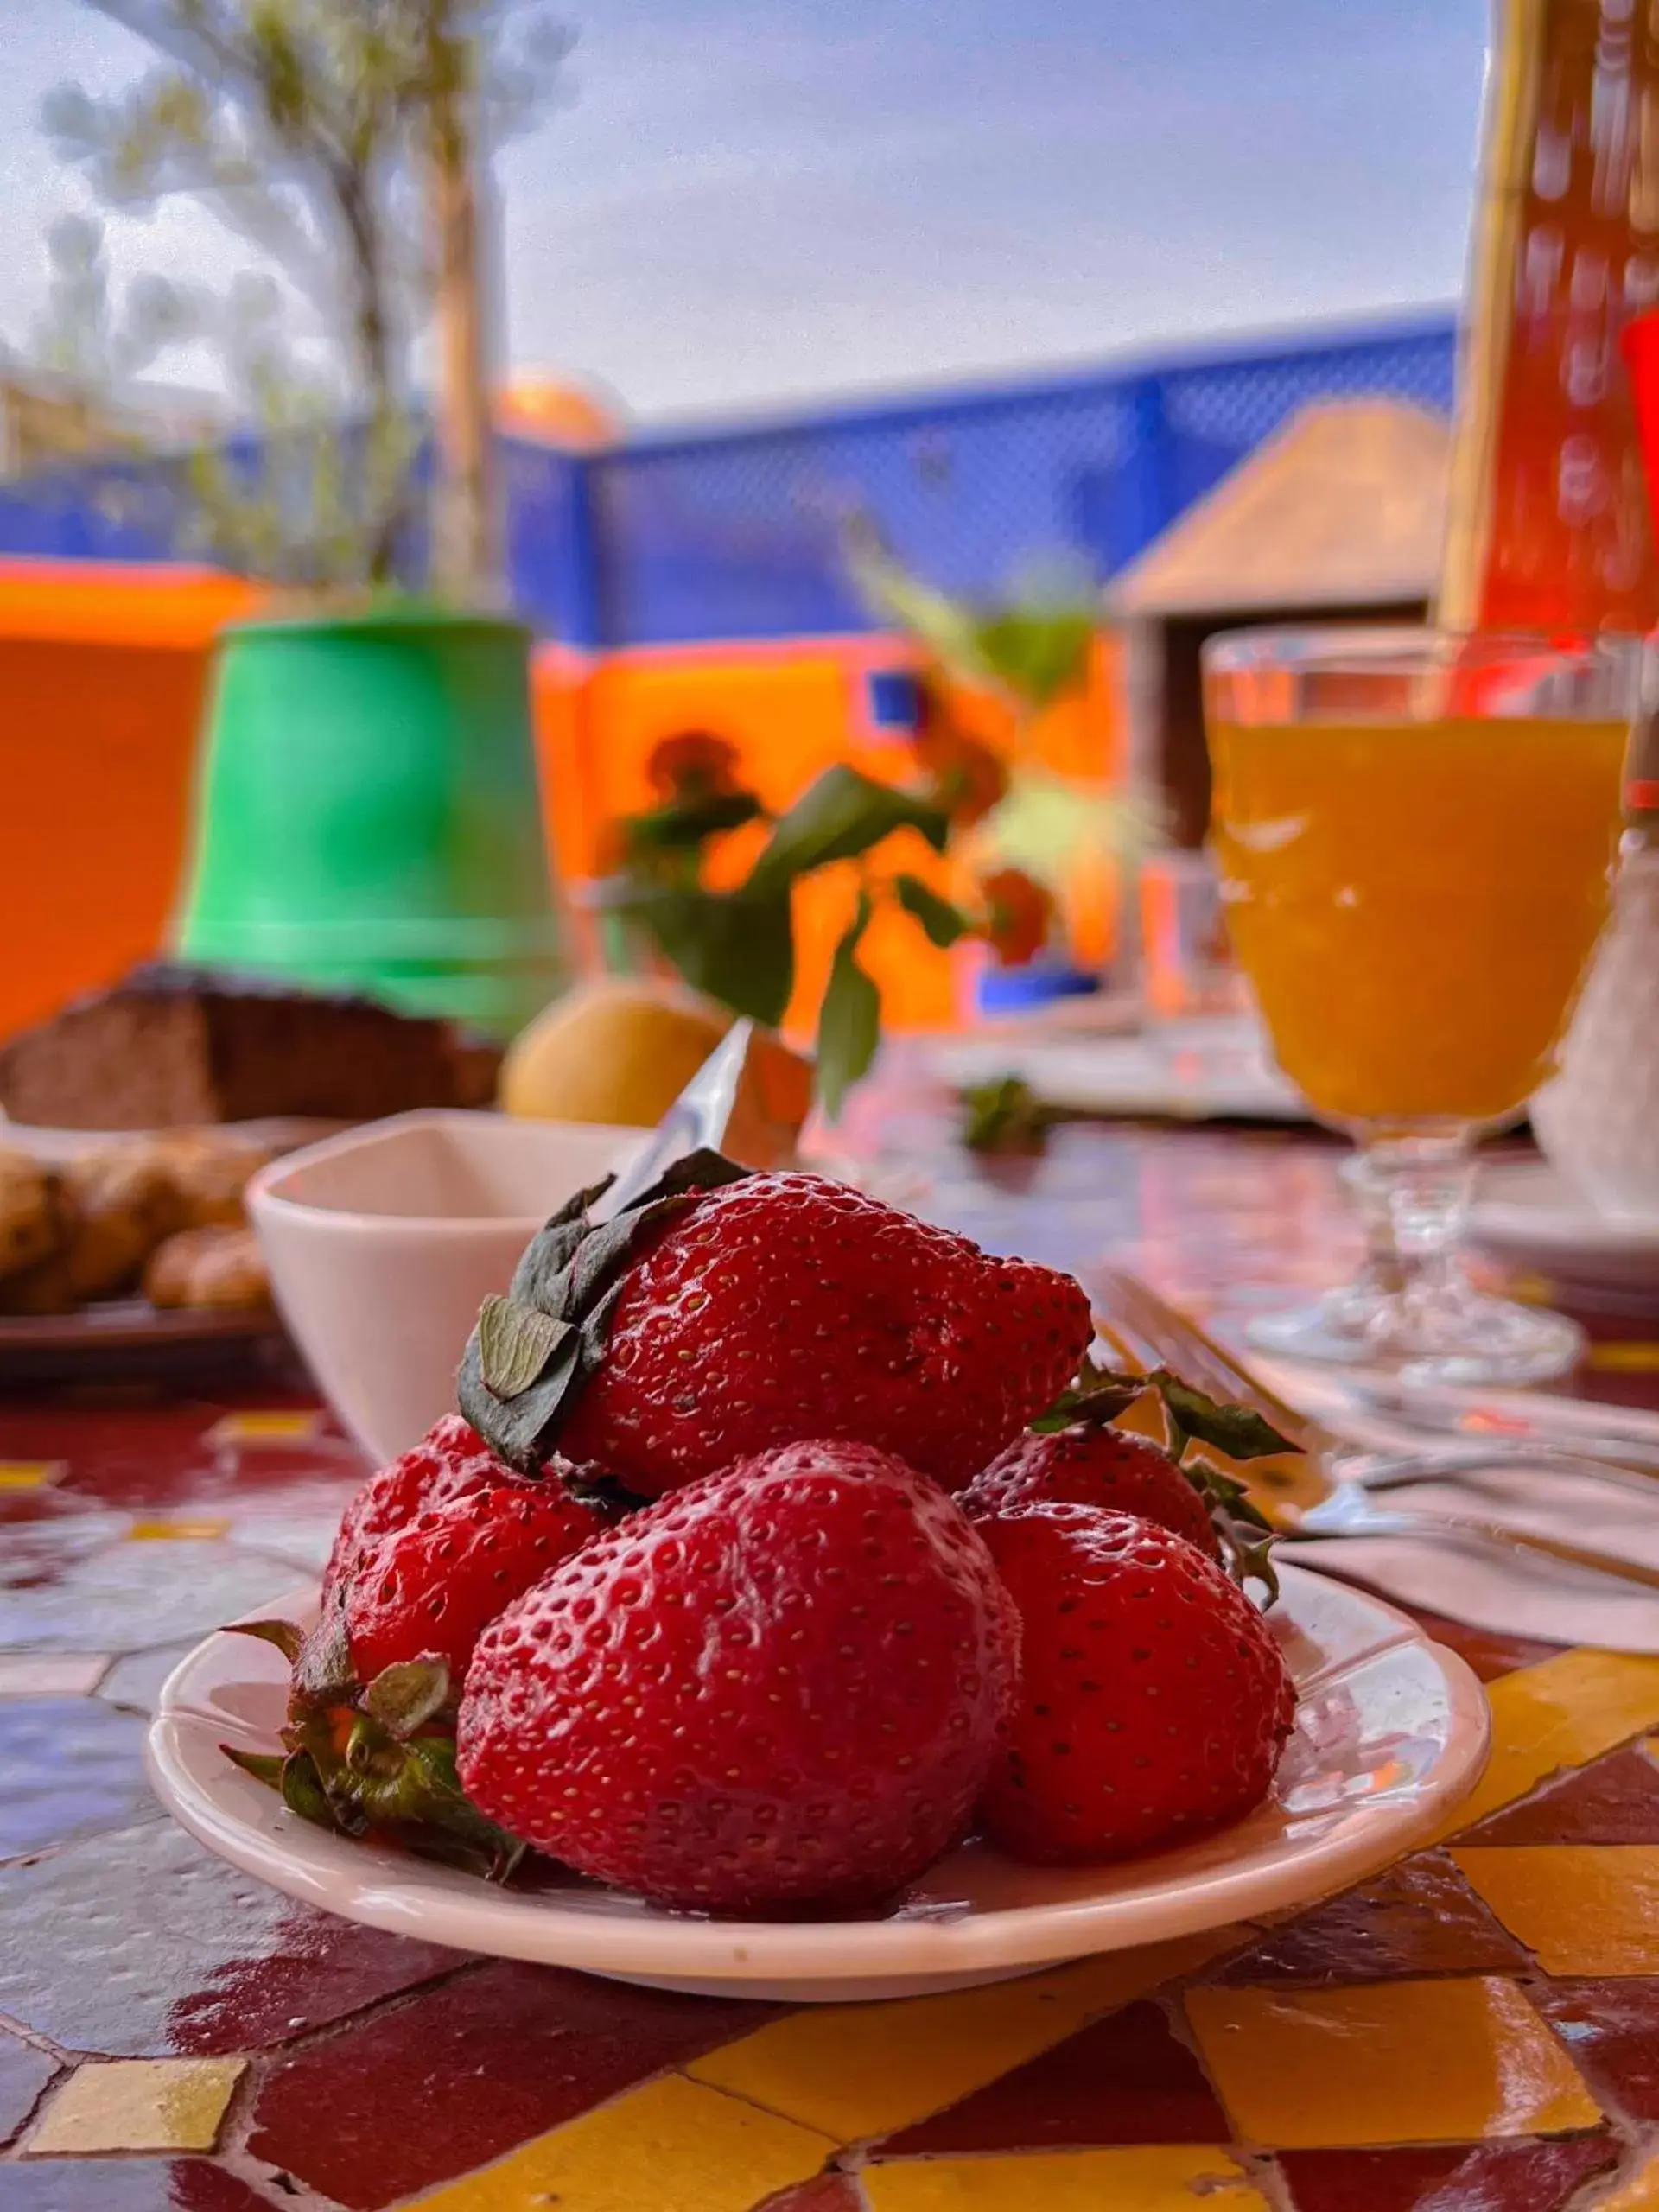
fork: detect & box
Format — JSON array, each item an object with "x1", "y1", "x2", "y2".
[{"x1": 1096, "y1": 1267, "x2": 1659, "y2": 1595}]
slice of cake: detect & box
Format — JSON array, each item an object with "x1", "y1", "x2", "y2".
[{"x1": 0, "y1": 964, "x2": 502, "y2": 1130}]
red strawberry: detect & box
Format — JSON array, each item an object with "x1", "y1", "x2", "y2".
[
  {"x1": 550, "y1": 1172, "x2": 1093, "y2": 1497},
  {"x1": 344, "y1": 1481, "x2": 605, "y2": 1682},
  {"x1": 977, "y1": 1504, "x2": 1296, "y2": 1864},
  {"x1": 963, "y1": 1426, "x2": 1221, "y2": 1560},
  {"x1": 457, "y1": 1440, "x2": 1020, "y2": 1914},
  {"x1": 323, "y1": 1416, "x2": 512, "y2": 1605}
]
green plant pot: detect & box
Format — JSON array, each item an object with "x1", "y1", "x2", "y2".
[{"x1": 174, "y1": 606, "x2": 563, "y2": 1039}]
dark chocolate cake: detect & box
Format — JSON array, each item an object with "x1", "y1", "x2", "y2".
[{"x1": 0, "y1": 964, "x2": 502, "y2": 1130}]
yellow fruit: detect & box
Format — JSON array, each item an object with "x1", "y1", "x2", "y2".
[{"x1": 500, "y1": 981, "x2": 734, "y2": 1128}]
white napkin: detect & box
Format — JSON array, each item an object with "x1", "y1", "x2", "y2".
[{"x1": 1254, "y1": 1359, "x2": 1659, "y2": 1653}]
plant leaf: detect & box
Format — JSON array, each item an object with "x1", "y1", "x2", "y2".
[
  {"x1": 845, "y1": 533, "x2": 989, "y2": 685},
  {"x1": 816, "y1": 893, "x2": 881, "y2": 1122},
  {"x1": 970, "y1": 604, "x2": 1095, "y2": 709},
  {"x1": 744, "y1": 766, "x2": 948, "y2": 897},
  {"x1": 623, "y1": 790, "x2": 763, "y2": 852},
  {"x1": 622, "y1": 885, "x2": 795, "y2": 1027},
  {"x1": 477, "y1": 1296, "x2": 572, "y2": 1401},
  {"x1": 960, "y1": 1073, "x2": 1061, "y2": 1153},
  {"x1": 894, "y1": 873, "x2": 969, "y2": 948}
]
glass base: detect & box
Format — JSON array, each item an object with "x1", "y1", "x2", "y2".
[{"x1": 1247, "y1": 1279, "x2": 1586, "y2": 1387}]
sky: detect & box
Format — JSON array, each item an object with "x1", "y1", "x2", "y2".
[{"x1": 0, "y1": 0, "x2": 1491, "y2": 426}]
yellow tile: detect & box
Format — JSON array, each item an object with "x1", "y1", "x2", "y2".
[
  {"x1": 409, "y1": 2073, "x2": 834, "y2": 2212},
  {"x1": 0, "y1": 1461, "x2": 62, "y2": 1490},
  {"x1": 207, "y1": 1410, "x2": 324, "y2": 1445},
  {"x1": 1452, "y1": 1847, "x2": 1659, "y2": 1974},
  {"x1": 1587, "y1": 1342, "x2": 1659, "y2": 1371},
  {"x1": 863, "y1": 2146, "x2": 1268, "y2": 2211},
  {"x1": 688, "y1": 1931, "x2": 1238, "y2": 2144},
  {"x1": 25, "y1": 2058, "x2": 244, "y2": 2155},
  {"x1": 1430, "y1": 1649, "x2": 1659, "y2": 1842},
  {"x1": 128, "y1": 1517, "x2": 232, "y2": 1541},
  {"x1": 1185, "y1": 1978, "x2": 1600, "y2": 2149},
  {"x1": 1597, "y1": 2152, "x2": 1659, "y2": 2212}
]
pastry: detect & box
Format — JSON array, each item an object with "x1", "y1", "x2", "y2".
[
  {"x1": 143, "y1": 1224, "x2": 271, "y2": 1313},
  {"x1": 0, "y1": 1152, "x2": 61, "y2": 1280},
  {"x1": 59, "y1": 1152, "x2": 185, "y2": 1300}
]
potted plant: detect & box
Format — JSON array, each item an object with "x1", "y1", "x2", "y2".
[{"x1": 48, "y1": 0, "x2": 569, "y2": 1039}]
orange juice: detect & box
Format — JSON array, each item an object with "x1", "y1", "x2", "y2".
[{"x1": 1207, "y1": 715, "x2": 1626, "y2": 1125}]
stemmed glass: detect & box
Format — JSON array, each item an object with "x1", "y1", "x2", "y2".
[{"x1": 1202, "y1": 625, "x2": 1644, "y2": 1384}]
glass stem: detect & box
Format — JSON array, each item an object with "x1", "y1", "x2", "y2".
[{"x1": 1348, "y1": 1130, "x2": 1474, "y2": 1316}]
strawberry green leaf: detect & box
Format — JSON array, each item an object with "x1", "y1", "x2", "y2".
[
  {"x1": 816, "y1": 893, "x2": 881, "y2": 1122},
  {"x1": 744, "y1": 765, "x2": 949, "y2": 897},
  {"x1": 361, "y1": 1657, "x2": 453, "y2": 1739},
  {"x1": 477, "y1": 1296, "x2": 573, "y2": 1400},
  {"x1": 1179, "y1": 1460, "x2": 1282, "y2": 1605},
  {"x1": 1157, "y1": 1377, "x2": 1300, "y2": 1463},
  {"x1": 221, "y1": 1745, "x2": 287, "y2": 1790},
  {"x1": 1030, "y1": 1360, "x2": 1151, "y2": 1432},
  {"x1": 894, "y1": 873, "x2": 969, "y2": 948},
  {"x1": 280, "y1": 1749, "x2": 334, "y2": 1827},
  {"x1": 458, "y1": 1151, "x2": 755, "y2": 1473},
  {"x1": 293, "y1": 1609, "x2": 357, "y2": 1707},
  {"x1": 225, "y1": 1618, "x2": 307, "y2": 1665}
]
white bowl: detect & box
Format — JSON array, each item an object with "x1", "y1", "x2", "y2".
[
  {"x1": 148, "y1": 1565, "x2": 1491, "y2": 2003},
  {"x1": 246, "y1": 1110, "x2": 644, "y2": 1465}
]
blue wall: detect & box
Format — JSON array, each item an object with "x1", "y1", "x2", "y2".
[{"x1": 0, "y1": 311, "x2": 1458, "y2": 650}]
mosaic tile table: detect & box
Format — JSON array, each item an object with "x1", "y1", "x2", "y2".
[{"x1": 3, "y1": 1119, "x2": 1659, "y2": 2212}]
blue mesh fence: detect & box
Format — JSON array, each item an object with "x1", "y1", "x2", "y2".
[{"x1": 0, "y1": 314, "x2": 1457, "y2": 647}]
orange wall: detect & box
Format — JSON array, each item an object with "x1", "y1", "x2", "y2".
[
  {"x1": 0, "y1": 561, "x2": 261, "y2": 1039},
  {"x1": 0, "y1": 555, "x2": 1123, "y2": 1046}
]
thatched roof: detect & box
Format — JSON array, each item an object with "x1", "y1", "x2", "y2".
[{"x1": 1109, "y1": 398, "x2": 1451, "y2": 618}]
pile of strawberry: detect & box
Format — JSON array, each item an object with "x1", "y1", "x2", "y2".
[{"x1": 230, "y1": 1156, "x2": 1297, "y2": 1916}]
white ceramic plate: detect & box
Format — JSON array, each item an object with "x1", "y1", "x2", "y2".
[
  {"x1": 147, "y1": 1567, "x2": 1489, "y2": 2003},
  {"x1": 1471, "y1": 1158, "x2": 1659, "y2": 1310}
]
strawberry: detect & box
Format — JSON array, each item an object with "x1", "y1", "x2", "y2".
[
  {"x1": 457, "y1": 1440, "x2": 1020, "y2": 1915},
  {"x1": 977, "y1": 1504, "x2": 1296, "y2": 1864},
  {"x1": 343, "y1": 1480, "x2": 606, "y2": 1681},
  {"x1": 322, "y1": 1415, "x2": 512, "y2": 1605},
  {"x1": 963, "y1": 1425, "x2": 1221, "y2": 1560},
  {"x1": 459, "y1": 1157, "x2": 1094, "y2": 1497}
]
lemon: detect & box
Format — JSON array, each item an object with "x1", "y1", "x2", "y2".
[{"x1": 500, "y1": 981, "x2": 734, "y2": 1128}]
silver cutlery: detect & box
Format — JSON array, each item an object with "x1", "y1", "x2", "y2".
[{"x1": 1096, "y1": 1266, "x2": 1659, "y2": 1594}]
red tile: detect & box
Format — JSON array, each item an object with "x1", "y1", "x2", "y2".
[
  {"x1": 0, "y1": 1696, "x2": 158, "y2": 1861},
  {"x1": 1531, "y1": 1980, "x2": 1659, "y2": 2120},
  {"x1": 1407, "y1": 1610, "x2": 1567, "y2": 1682},
  {"x1": 876, "y1": 2000, "x2": 1229, "y2": 2154},
  {"x1": 1280, "y1": 2138, "x2": 1618, "y2": 2212},
  {"x1": 247, "y1": 1959, "x2": 779, "y2": 2211},
  {"x1": 758, "y1": 2182, "x2": 861, "y2": 2212},
  {"x1": 0, "y1": 2161, "x2": 273, "y2": 2211},
  {"x1": 1218, "y1": 1853, "x2": 1530, "y2": 1985},
  {"x1": 0, "y1": 1818, "x2": 463, "y2": 2056},
  {"x1": 0, "y1": 2025, "x2": 57, "y2": 2145},
  {"x1": 1459, "y1": 1742, "x2": 1659, "y2": 1845}
]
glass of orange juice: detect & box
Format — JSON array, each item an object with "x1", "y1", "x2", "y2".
[{"x1": 1203, "y1": 626, "x2": 1643, "y2": 1383}]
